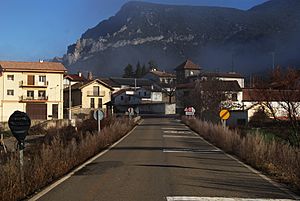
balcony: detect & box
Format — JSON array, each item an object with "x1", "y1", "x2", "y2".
[
  {"x1": 87, "y1": 91, "x2": 105, "y2": 97},
  {"x1": 19, "y1": 95, "x2": 48, "y2": 103},
  {"x1": 20, "y1": 80, "x2": 49, "y2": 88}
]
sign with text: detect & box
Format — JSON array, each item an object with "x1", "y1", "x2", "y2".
[{"x1": 184, "y1": 107, "x2": 195, "y2": 116}]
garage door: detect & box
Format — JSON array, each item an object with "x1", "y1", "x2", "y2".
[{"x1": 26, "y1": 104, "x2": 47, "y2": 120}]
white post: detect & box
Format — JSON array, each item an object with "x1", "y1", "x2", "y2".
[
  {"x1": 98, "y1": 115, "x2": 101, "y2": 133},
  {"x1": 19, "y1": 141, "x2": 25, "y2": 185}
]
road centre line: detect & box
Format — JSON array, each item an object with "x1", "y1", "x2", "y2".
[
  {"x1": 28, "y1": 120, "x2": 143, "y2": 201},
  {"x1": 163, "y1": 130, "x2": 192, "y2": 134},
  {"x1": 163, "y1": 149, "x2": 220, "y2": 153},
  {"x1": 163, "y1": 135, "x2": 201, "y2": 139},
  {"x1": 166, "y1": 196, "x2": 295, "y2": 201}
]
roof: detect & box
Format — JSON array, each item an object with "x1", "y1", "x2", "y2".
[
  {"x1": 66, "y1": 79, "x2": 114, "y2": 91},
  {"x1": 64, "y1": 74, "x2": 86, "y2": 82},
  {"x1": 203, "y1": 72, "x2": 244, "y2": 79},
  {"x1": 175, "y1": 59, "x2": 201, "y2": 71},
  {"x1": 148, "y1": 70, "x2": 176, "y2": 78},
  {"x1": 101, "y1": 77, "x2": 154, "y2": 87},
  {"x1": 243, "y1": 88, "x2": 300, "y2": 102},
  {"x1": 176, "y1": 80, "x2": 241, "y2": 91},
  {"x1": 0, "y1": 61, "x2": 66, "y2": 72}
]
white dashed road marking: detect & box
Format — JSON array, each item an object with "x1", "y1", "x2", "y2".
[
  {"x1": 163, "y1": 135, "x2": 201, "y2": 139},
  {"x1": 163, "y1": 149, "x2": 220, "y2": 153}
]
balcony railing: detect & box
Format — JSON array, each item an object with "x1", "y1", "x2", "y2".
[
  {"x1": 20, "y1": 95, "x2": 48, "y2": 102},
  {"x1": 87, "y1": 91, "x2": 105, "y2": 97},
  {"x1": 19, "y1": 80, "x2": 49, "y2": 88}
]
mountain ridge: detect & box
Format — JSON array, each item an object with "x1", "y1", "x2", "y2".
[{"x1": 62, "y1": 0, "x2": 300, "y2": 76}]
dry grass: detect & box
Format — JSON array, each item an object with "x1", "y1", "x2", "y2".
[
  {"x1": 0, "y1": 117, "x2": 137, "y2": 201},
  {"x1": 182, "y1": 116, "x2": 300, "y2": 192}
]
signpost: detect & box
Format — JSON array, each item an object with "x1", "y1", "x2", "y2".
[
  {"x1": 8, "y1": 111, "x2": 31, "y2": 185},
  {"x1": 184, "y1": 107, "x2": 195, "y2": 117},
  {"x1": 219, "y1": 109, "x2": 230, "y2": 128},
  {"x1": 94, "y1": 109, "x2": 104, "y2": 133}
]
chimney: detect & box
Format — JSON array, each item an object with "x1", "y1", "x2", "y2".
[
  {"x1": 78, "y1": 71, "x2": 82, "y2": 77},
  {"x1": 87, "y1": 71, "x2": 93, "y2": 80}
]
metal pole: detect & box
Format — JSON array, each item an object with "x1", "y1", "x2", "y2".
[
  {"x1": 19, "y1": 141, "x2": 25, "y2": 185},
  {"x1": 98, "y1": 115, "x2": 101, "y2": 133},
  {"x1": 69, "y1": 82, "x2": 72, "y2": 121}
]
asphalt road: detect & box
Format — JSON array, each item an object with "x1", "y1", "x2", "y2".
[{"x1": 32, "y1": 118, "x2": 298, "y2": 201}]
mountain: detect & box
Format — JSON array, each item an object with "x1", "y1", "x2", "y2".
[{"x1": 62, "y1": 0, "x2": 300, "y2": 76}]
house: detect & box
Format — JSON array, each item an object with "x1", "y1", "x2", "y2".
[
  {"x1": 112, "y1": 87, "x2": 175, "y2": 115},
  {"x1": 63, "y1": 72, "x2": 86, "y2": 88},
  {"x1": 63, "y1": 79, "x2": 114, "y2": 119},
  {"x1": 0, "y1": 61, "x2": 66, "y2": 121},
  {"x1": 175, "y1": 59, "x2": 202, "y2": 84},
  {"x1": 176, "y1": 80, "x2": 243, "y2": 113},
  {"x1": 100, "y1": 77, "x2": 154, "y2": 92},
  {"x1": 202, "y1": 72, "x2": 245, "y2": 88},
  {"x1": 242, "y1": 88, "x2": 300, "y2": 121},
  {"x1": 144, "y1": 69, "x2": 176, "y2": 85}
]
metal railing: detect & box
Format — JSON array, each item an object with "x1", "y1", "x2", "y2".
[
  {"x1": 19, "y1": 80, "x2": 49, "y2": 87},
  {"x1": 87, "y1": 91, "x2": 105, "y2": 97}
]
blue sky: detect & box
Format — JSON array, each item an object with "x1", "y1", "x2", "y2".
[{"x1": 0, "y1": 0, "x2": 268, "y2": 61}]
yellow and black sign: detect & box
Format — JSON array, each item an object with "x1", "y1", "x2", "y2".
[{"x1": 219, "y1": 109, "x2": 230, "y2": 120}]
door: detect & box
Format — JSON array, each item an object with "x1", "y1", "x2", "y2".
[
  {"x1": 52, "y1": 104, "x2": 58, "y2": 119},
  {"x1": 26, "y1": 103, "x2": 47, "y2": 119}
]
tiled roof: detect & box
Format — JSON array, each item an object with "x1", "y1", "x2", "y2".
[
  {"x1": 149, "y1": 70, "x2": 176, "y2": 77},
  {"x1": 0, "y1": 61, "x2": 66, "y2": 72},
  {"x1": 203, "y1": 72, "x2": 244, "y2": 78},
  {"x1": 175, "y1": 59, "x2": 201, "y2": 71},
  {"x1": 243, "y1": 88, "x2": 300, "y2": 102},
  {"x1": 176, "y1": 80, "x2": 241, "y2": 91},
  {"x1": 64, "y1": 74, "x2": 86, "y2": 82},
  {"x1": 65, "y1": 79, "x2": 114, "y2": 91}
]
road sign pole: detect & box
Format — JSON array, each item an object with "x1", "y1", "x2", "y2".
[
  {"x1": 18, "y1": 140, "x2": 25, "y2": 185},
  {"x1": 98, "y1": 115, "x2": 101, "y2": 134},
  {"x1": 222, "y1": 119, "x2": 226, "y2": 129}
]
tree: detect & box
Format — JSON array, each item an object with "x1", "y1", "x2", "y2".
[
  {"x1": 141, "y1": 64, "x2": 148, "y2": 77},
  {"x1": 135, "y1": 62, "x2": 142, "y2": 78},
  {"x1": 251, "y1": 67, "x2": 300, "y2": 146},
  {"x1": 123, "y1": 64, "x2": 134, "y2": 78},
  {"x1": 148, "y1": 60, "x2": 157, "y2": 70}
]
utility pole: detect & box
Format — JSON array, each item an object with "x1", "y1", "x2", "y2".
[
  {"x1": 271, "y1": 52, "x2": 275, "y2": 70},
  {"x1": 68, "y1": 81, "x2": 72, "y2": 120}
]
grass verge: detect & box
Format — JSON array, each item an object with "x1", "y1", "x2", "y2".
[
  {"x1": 182, "y1": 116, "x2": 300, "y2": 193},
  {"x1": 0, "y1": 117, "x2": 138, "y2": 201}
]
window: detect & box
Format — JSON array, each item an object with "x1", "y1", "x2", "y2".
[
  {"x1": 121, "y1": 96, "x2": 124, "y2": 100},
  {"x1": 90, "y1": 98, "x2": 95, "y2": 108},
  {"x1": 27, "y1": 90, "x2": 34, "y2": 99},
  {"x1": 98, "y1": 98, "x2": 102, "y2": 108},
  {"x1": 7, "y1": 75, "x2": 14, "y2": 81},
  {"x1": 144, "y1": 92, "x2": 146, "y2": 96},
  {"x1": 93, "y1": 86, "x2": 100, "y2": 96},
  {"x1": 39, "y1": 75, "x2": 46, "y2": 83},
  {"x1": 232, "y1": 93, "x2": 238, "y2": 101},
  {"x1": 38, "y1": 90, "x2": 46, "y2": 99},
  {"x1": 128, "y1": 96, "x2": 131, "y2": 101},
  {"x1": 7, "y1": 90, "x2": 14, "y2": 96}
]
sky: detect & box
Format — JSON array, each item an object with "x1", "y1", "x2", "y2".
[{"x1": 0, "y1": 0, "x2": 269, "y2": 61}]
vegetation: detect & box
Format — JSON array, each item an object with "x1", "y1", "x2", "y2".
[
  {"x1": 0, "y1": 117, "x2": 138, "y2": 201},
  {"x1": 122, "y1": 61, "x2": 150, "y2": 78},
  {"x1": 182, "y1": 116, "x2": 300, "y2": 192}
]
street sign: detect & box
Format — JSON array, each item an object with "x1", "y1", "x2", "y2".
[
  {"x1": 184, "y1": 107, "x2": 195, "y2": 116},
  {"x1": 219, "y1": 109, "x2": 230, "y2": 120},
  {"x1": 128, "y1": 107, "x2": 134, "y2": 114},
  {"x1": 93, "y1": 109, "x2": 104, "y2": 121},
  {"x1": 8, "y1": 111, "x2": 31, "y2": 143}
]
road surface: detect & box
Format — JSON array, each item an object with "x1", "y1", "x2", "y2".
[{"x1": 31, "y1": 118, "x2": 298, "y2": 201}]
